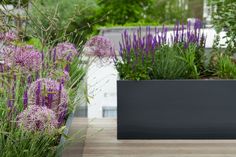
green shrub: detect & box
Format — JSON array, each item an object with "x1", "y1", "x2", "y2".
[
  {"x1": 115, "y1": 21, "x2": 207, "y2": 80},
  {"x1": 151, "y1": 45, "x2": 190, "y2": 79},
  {"x1": 147, "y1": 0, "x2": 188, "y2": 24},
  {"x1": 209, "y1": 0, "x2": 236, "y2": 54},
  {"x1": 27, "y1": 0, "x2": 99, "y2": 45},
  {"x1": 1, "y1": 0, "x2": 29, "y2": 6},
  {"x1": 215, "y1": 54, "x2": 236, "y2": 79},
  {"x1": 115, "y1": 21, "x2": 236, "y2": 80},
  {"x1": 97, "y1": 0, "x2": 153, "y2": 25}
]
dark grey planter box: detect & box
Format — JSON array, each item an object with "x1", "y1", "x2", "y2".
[{"x1": 117, "y1": 80, "x2": 236, "y2": 139}]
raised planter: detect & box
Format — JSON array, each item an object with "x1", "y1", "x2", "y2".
[
  {"x1": 117, "y1": 80, "x2": 236, "y2": 139},
  {"x1": 56, "y1": 112, "x2": 75, "y2": 157}
]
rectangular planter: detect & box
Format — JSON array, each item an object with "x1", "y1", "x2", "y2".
[
  {"x1": 56, "y1": 112, "x2": 75, "y2": 157},
  {"x1": 117, "y1": 80, "x2": 236, "y2": 139}
]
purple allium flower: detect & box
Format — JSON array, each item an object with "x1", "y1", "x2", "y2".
[
  {"x1": 0, "y1": 45, "x2": 16, "y2": 67},
  {"x1": 0, "y1": 31, "x2": 17, "y2": 42},
  {"x1": 84, "y1": 35, "x2": 115, "y2": 58},
  {"x1": 4, "y1": 31, "x2": 17, "y2": 41},
  {"x1": 52, "y1": 42, "x2": 78, "y2": 62},
  {"x1": 1, "y1": 45, "x2": 42, "y2": 72},
  {"x1": 17, "y1": 105, "x2": 58, "y2": 132},
  {"x1": 0, "y1": 33, "x2": 4, "y2": 41},
  {"x1": 28, "y1": 78, "x2": 68, "y2": 123}
]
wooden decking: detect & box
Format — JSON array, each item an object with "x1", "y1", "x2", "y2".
[{"x1": 63, "y1": 118, "x2": 236, "y2": 157}]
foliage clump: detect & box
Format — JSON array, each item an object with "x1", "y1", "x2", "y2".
[{"x1": 115, "y1": 20, "x2": 236, "y2": 80}]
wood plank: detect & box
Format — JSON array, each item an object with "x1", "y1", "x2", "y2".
[{"x1": 63, "y1": 118, "x2": 236, "y2": 157}]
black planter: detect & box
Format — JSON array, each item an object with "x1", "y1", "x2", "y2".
[{"x1": 117, "y1": 80, "x2": 236, "y2": 139}]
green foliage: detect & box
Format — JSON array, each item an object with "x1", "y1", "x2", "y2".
[
  {"x1": 210, "y1": 0, "x2": 236, "y2": 53},
  {"x1": 27, "y1": 0, "x2": 99, "y2": 45},
  {"x1": 152, "y1": 44, "x2": 201, "y2": 79},
  {"x1": 0, "y1": 125, "x2": 59, "y2": 157},
  {"x1": 97, "y1": 0, "x2": 190, "y2": 26},
  {"x1": 97, "y1": 0, "x2": 153, "y2": 25},
  {"x1": 116, "y1": 42, "x2": 236, "y2": 80},
  {"x1": 0, "y1": 1, "x2": 89, "y2": 154},
  {"x1": 151, "y1": 45, "x2": 189, "y2": 79},
  {"x1": 116, "y1": 43, "x2": 205, "y2": 80},
  {"x1": 116, "y1": 49, "x2": 152, "y2": 80},
  {"x1": 215, "y1": 53, "x2": 236, "y2": 79},
  {"x1": 1, "y1": 0, "x2": 30, "y2": 6},
  {"x1": 178, "y1": 44, "x2": 200, "y2": 79},
  {"x1": 147, "y1": 0, "x2": 188, "y2": 24}
]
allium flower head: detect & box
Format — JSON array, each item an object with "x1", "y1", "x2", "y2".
[
  {"x1": 1, "y1": 45, "x2": 42, "y2": 72},
  {"x1": 0, "y1": 33, "x2": 4, "y2": 41},
  {"x1": 17, "y1": 105, "x2": 58, "y2": 132},
  {"x1": 0, "y1": 45, "x2": 16, "y2": 67},
  {"x1": 0, "y1": 31, "x2": 17, "y2": 42},
  {"x1": 28, "y1": 78, "x2": 68, "y2": 125},
  {"x1": 52, "y1": 42, "x2": 78, "y2": 62},
  {"x1": 4, "y1": 31, "x2": 17, "y2": 41},
  {"x1": 84, "y1": 35, "x2": 115, "y2": 58}
]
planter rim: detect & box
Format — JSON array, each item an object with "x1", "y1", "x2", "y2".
[{"x1": 117, "y1": 79, "x2": 236, "y2": 82}]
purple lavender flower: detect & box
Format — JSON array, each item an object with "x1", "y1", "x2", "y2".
[
  {"x1": 23, "y1": 90, "x2": 28, "y2": 109},
  {"x1": 17, "y1": 105, "x2": 58, "y2": 132},
  {"x1": 117, "y1": 20, "x2": 206, "y2": 65},
  {"x1": 52, "y1": 42, "x2": 78, "y2": 62},
  {"x1": 119, "y1": 27, "x2": 159, "y2": 61},
  {"x1": 84, "y1": 36, "x2": 115, "y2": 58},
  {"x1": 28, "y1": 78, "x2": 68, "y2": 123}
]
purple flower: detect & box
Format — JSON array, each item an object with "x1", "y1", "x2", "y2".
[
  {"x1": 0, "y1": 31, "x2": 17, "y2": 42},
  {"x1": 17, "y1": 105, "x2": 58, "y2": 132},
  {"x1": 28, "y1": 78, "x2": 68, "y2": 123},
  {"x1": 23, "y1": 90, "x2": 28, "y2": 109},
  {"x1": 5, "y1": 31, "x2": 17, "y2": 41},
  {"x1": 1, "y1": 45, "x2": 42, "y2": 72},
  {"x1": 117, "y1": 20, "x2": 206, "y2": 65},
  {"x1": 119, "y1": 27, "x2": 159, "y2": 61},
  {"x1": 52, "y1": 42, "x2": 78, "y2": 62},
  {"x1": 84, "y1": 36, "x2": 115, "y2": 58}
]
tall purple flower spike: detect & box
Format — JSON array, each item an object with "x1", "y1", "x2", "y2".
[
  {"x1": 84, "y1": 35, "x2": 116, "y2": 58},
  {"x1": 23, "y1": 90, "x2": 28, "y2": 109},
  {"x1": 118, "y1": 20, "x2": 205, "y2": 61},
  {"x1": 17, "y1": 105, "x2": 58, "y2": 132},
  {"x1": 27, "y1": 78, "x2": 68, "y2": 125}
]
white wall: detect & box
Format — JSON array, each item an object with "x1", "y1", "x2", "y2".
[{"x1": 87, "y1": 59, "x2": 118, "y2": 118}]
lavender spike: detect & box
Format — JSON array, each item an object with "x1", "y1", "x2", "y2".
[{"x1": 23, "y1": 90, "x2": 28, "y2": 109}]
